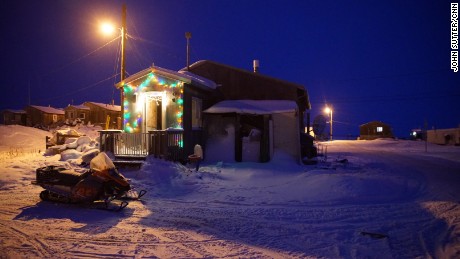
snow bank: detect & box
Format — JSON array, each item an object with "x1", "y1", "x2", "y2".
[
  {"x1": 45, "y1": 126, "x2": 100, "y2": 164},
  {"x1": 60, "y1": 149, "x2": 82, "y2": 161},
  {"x1": 0, "y1": 125, "x2": 51, "y2": 152}
]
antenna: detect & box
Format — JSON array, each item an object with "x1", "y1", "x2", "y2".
[{"x1": 185, "y1": 32, "x2": 192, "y2": 70}]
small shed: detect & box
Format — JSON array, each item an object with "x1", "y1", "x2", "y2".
[
  {"x1": 2, "y1": 109, "x2": 27, "y2": 125},
  {"x1": 203, "y1": 100, "x2": 301, "y2": 163},
  {"x1": 359, "y1": 121, "x2": 393, "y2": 140},
  {"x1": 83, "y1": 102, "x2": 121, "y2": 129},
  {"x1": 427, "y1": 127, "x2": 460, "y2": 145},
  {"x1": 25, "y1": 105, "x2": 65, "y2": 128},
  {"x1": 64, "y1": 104, "x2": 90, "y2": 124}
]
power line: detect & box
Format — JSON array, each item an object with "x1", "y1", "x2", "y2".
[
  {"x1": 40, "y1": 36, "x2": 120, "y2": 78},
  {"x1": 37, "y1": 73, "x2": 119, "y2": 104}
]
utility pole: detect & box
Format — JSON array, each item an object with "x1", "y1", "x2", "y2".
[
  {"x1": 120, "y1": 3, "x2": 127, "y2": 130},
  {"x1": 28, "y1": 79, "x2": 31, "y2": 105},
  {"x1": 185, "y1": 32, "x2": 192, "y2": 70},
  {"x1": 424, "y1": 119, "x2": 428, "y2": 152}
]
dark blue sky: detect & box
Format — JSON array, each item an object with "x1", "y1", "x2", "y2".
[{"x1": 1, "y1": 0, "x2": 459, "y2": 138}]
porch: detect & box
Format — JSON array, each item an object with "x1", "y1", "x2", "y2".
[{"x1": 98, "y1": 129, "x2": 203, "y2": 165}]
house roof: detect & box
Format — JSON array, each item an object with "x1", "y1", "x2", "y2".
[
  {"x1": 66, "y1": 104, "x2": 90, "y2": 110},
  {"x1": 85, "y1": 102, "x2": 121, "y2": 112},
  {"x1": 29, "y1": 105, "x2": 65, "y2": 115},
  {"x1": 178, "y1": 70, "x2": 217, "y2": 89},
  {"x1": 360, "y1": 121, "x2": 391, "y2": 127},
  {"x1": 116, "y1": 65, "x2": 217, "y2": 91},
  {"x1": 184, "y1": 60, "x2": 306, "y2": 87},
  {"x1": 3, "y1": 109, "x2": 26, "y2": 114},
  {"x1": 183, "y1": 60, "x2": 311, "y2": 110},
  {"x1": 203, "y1": 100, "x2": 298, "y2": 115}
]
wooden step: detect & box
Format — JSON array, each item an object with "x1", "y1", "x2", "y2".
[{"x1": 113, "y1": 155, "x2": 146, "y2": 169}]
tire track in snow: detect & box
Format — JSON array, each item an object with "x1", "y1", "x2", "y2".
[{"x1": 0, "y1": 220, "x2": 53, "y2": 258}]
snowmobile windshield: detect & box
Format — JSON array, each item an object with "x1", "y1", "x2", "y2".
[{"x1": 90, "y1": 152, "x2": 116, "y2": 172}]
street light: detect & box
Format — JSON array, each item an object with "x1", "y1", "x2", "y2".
[
  {"x1": 100, "y1": 22, "x2": 115, "y2": 35},
  {"x1": 99, "y1": 4, "x2": 127, "y2": 130},
  {"x1": 324, "y1": 106, "x2": 333, "y2": 141}
]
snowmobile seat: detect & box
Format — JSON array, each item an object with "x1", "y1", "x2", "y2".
[
  {"x1": 36, "y1": 166, "x2": 86, "y2": 186},
  {"x1": 56, "y1": 170, "x2": 85, "y2": 186}
]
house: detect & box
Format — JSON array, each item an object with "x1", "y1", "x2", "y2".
[
  {"x1": 64, "y1": 104, "x2": 90, "y2": 124},
  {"x1": 359, "y1": 121, "x2": 393, "y2": 140},
  {"x1": 82, "y1": 102, "x2": 121, "y2": 129},
  {"x1": 183, "y1": 60, "x2": 311, "y2": 163},
  {"x1": 25, "y1": 105, "x2": 65, "y2": 128},
  {"x1": 99, "y1": 64, "x2": 216, "y2": 161},
  {"x1": 1, "y1": 109, "x2": 27, "y2": 125},
  {"x1": 101, "y1": 60, "x2": 311, "y2": 165},
  {"x1": 427, "y1": 127, "x2": 460, "y2": 145}
]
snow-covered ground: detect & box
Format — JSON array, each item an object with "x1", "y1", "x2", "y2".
[{"x1": 1, "y1": 125, "x2": 460, "y2": 258}]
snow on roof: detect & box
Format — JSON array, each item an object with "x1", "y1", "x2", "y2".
[
  {"x1": 178, "y1": 70, "x2": 217, "y2": 90},
  {"x1": 30, "y1": 105, "x2": 65, "y2": 115},
  {"x1": 360, "y1": 121, "x2": 391, "y2": 127},
  {"x1": 67, "y1": 104, "x2": 90, "y2": 110},
  {"x1": 117, "y1": 65, "x2": 217, "y2": 91},
  {"x1": 4, "y1": 109, "x2": 26, "y2": 114},
  {"x1": 203, "y1": 100, "x2": 298, "y2": 115},
  {"x1": 85, "y1": 102, "x2": 121, "y2": 112}
]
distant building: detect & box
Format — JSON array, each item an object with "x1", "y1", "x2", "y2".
[
  {"x1": 359, "y1": 121, "x2": 393, "y2": 140},
  {"x1": 82, "y1": 102, "x2": 121, "y2": 129},
  {"x1": 1, "y1": 109, "x2": 27, "y2": 125},
  {"x1": 427, "y1": 127, "x2": 460, "y2": 145},
  {"x1": 25, "y1": 105, "x2": 65, "y2": 128},
  {"x1": 64, "y1": 104, "x2": 90, "y2": 124},
  {"x1": 410, "y1": 128, "x2": 425, "y2": 140}
]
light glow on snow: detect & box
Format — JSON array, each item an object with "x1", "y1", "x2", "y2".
[{"x1": 1, "y1": 125, "x2": 460, "y2": 258}]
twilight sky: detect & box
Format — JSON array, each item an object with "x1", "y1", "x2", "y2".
[{"x1": 1, "y1": 0, "x2": 459, "y2": 138}]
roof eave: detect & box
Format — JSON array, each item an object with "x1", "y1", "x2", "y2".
[{"x1": 115, "y1": 66, "x2": 192, "y2": 89}]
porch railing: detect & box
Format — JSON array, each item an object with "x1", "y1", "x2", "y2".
[
  {"x1": 114, "y1": 132, "x2": 150, "y2": 157},
  {"x1": 99, "y1": 129, "x2": 187, "y2": 161},
  {"x1": 149, "y1": 130, "x2": 184, "y2": 161}
]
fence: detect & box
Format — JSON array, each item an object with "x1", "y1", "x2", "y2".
[
  {"x1": 149, "y1": 130, "x2": 184, "y2": 161},
  {"x1": 99, "y1": 130, "x2": 186, "y2": 161}
]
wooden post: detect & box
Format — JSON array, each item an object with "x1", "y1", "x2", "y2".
[
  {"x1": 260, "y1": 115, "x2": 270, "y2": 162},
  {"x1": 120, "y1": 4, "x2": 127, "y2": 130},
  {"x1": 235, "y1": 115, "x2": 242, "y2": 162}
]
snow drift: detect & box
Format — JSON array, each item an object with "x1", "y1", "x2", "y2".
[{"x1": 1, "y1": 125, "x2": 460, "y2": 258}]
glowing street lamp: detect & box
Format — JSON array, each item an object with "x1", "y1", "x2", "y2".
[
  {"x1": 324, "y1": 106, "x2": 333, "y2": 141},
  {"x1": 100, "y1": 22, "x2": 115, "y2": 35}
]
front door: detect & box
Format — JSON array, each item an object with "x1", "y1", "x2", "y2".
[{"x1": 143, "y1": 91, "x2": 166, "y2": 133}]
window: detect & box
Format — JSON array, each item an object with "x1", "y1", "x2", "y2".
[
  {"x1": 69, "y1": 112, "x2": 74, "y2": 119},
  {"x1": 52, "y1": 114, "x2": 58, "y2": 122},
  {"x1": 79, "y1": 113, "x2": 85, "y2": 119},
  {"x1": 192, "y1": 97, "x2": 202, "y2": 128},
  {"x1": 376, "y1": 126, "x2": 383, "y2": 132}
]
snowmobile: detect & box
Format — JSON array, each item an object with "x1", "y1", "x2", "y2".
[{"x1": 32, "y1": 152, "x2": 146, "y2": 211}]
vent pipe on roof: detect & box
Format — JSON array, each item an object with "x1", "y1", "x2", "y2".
[{"x1": 253, "y1": 59, "x2": 259, "y2": 73}]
